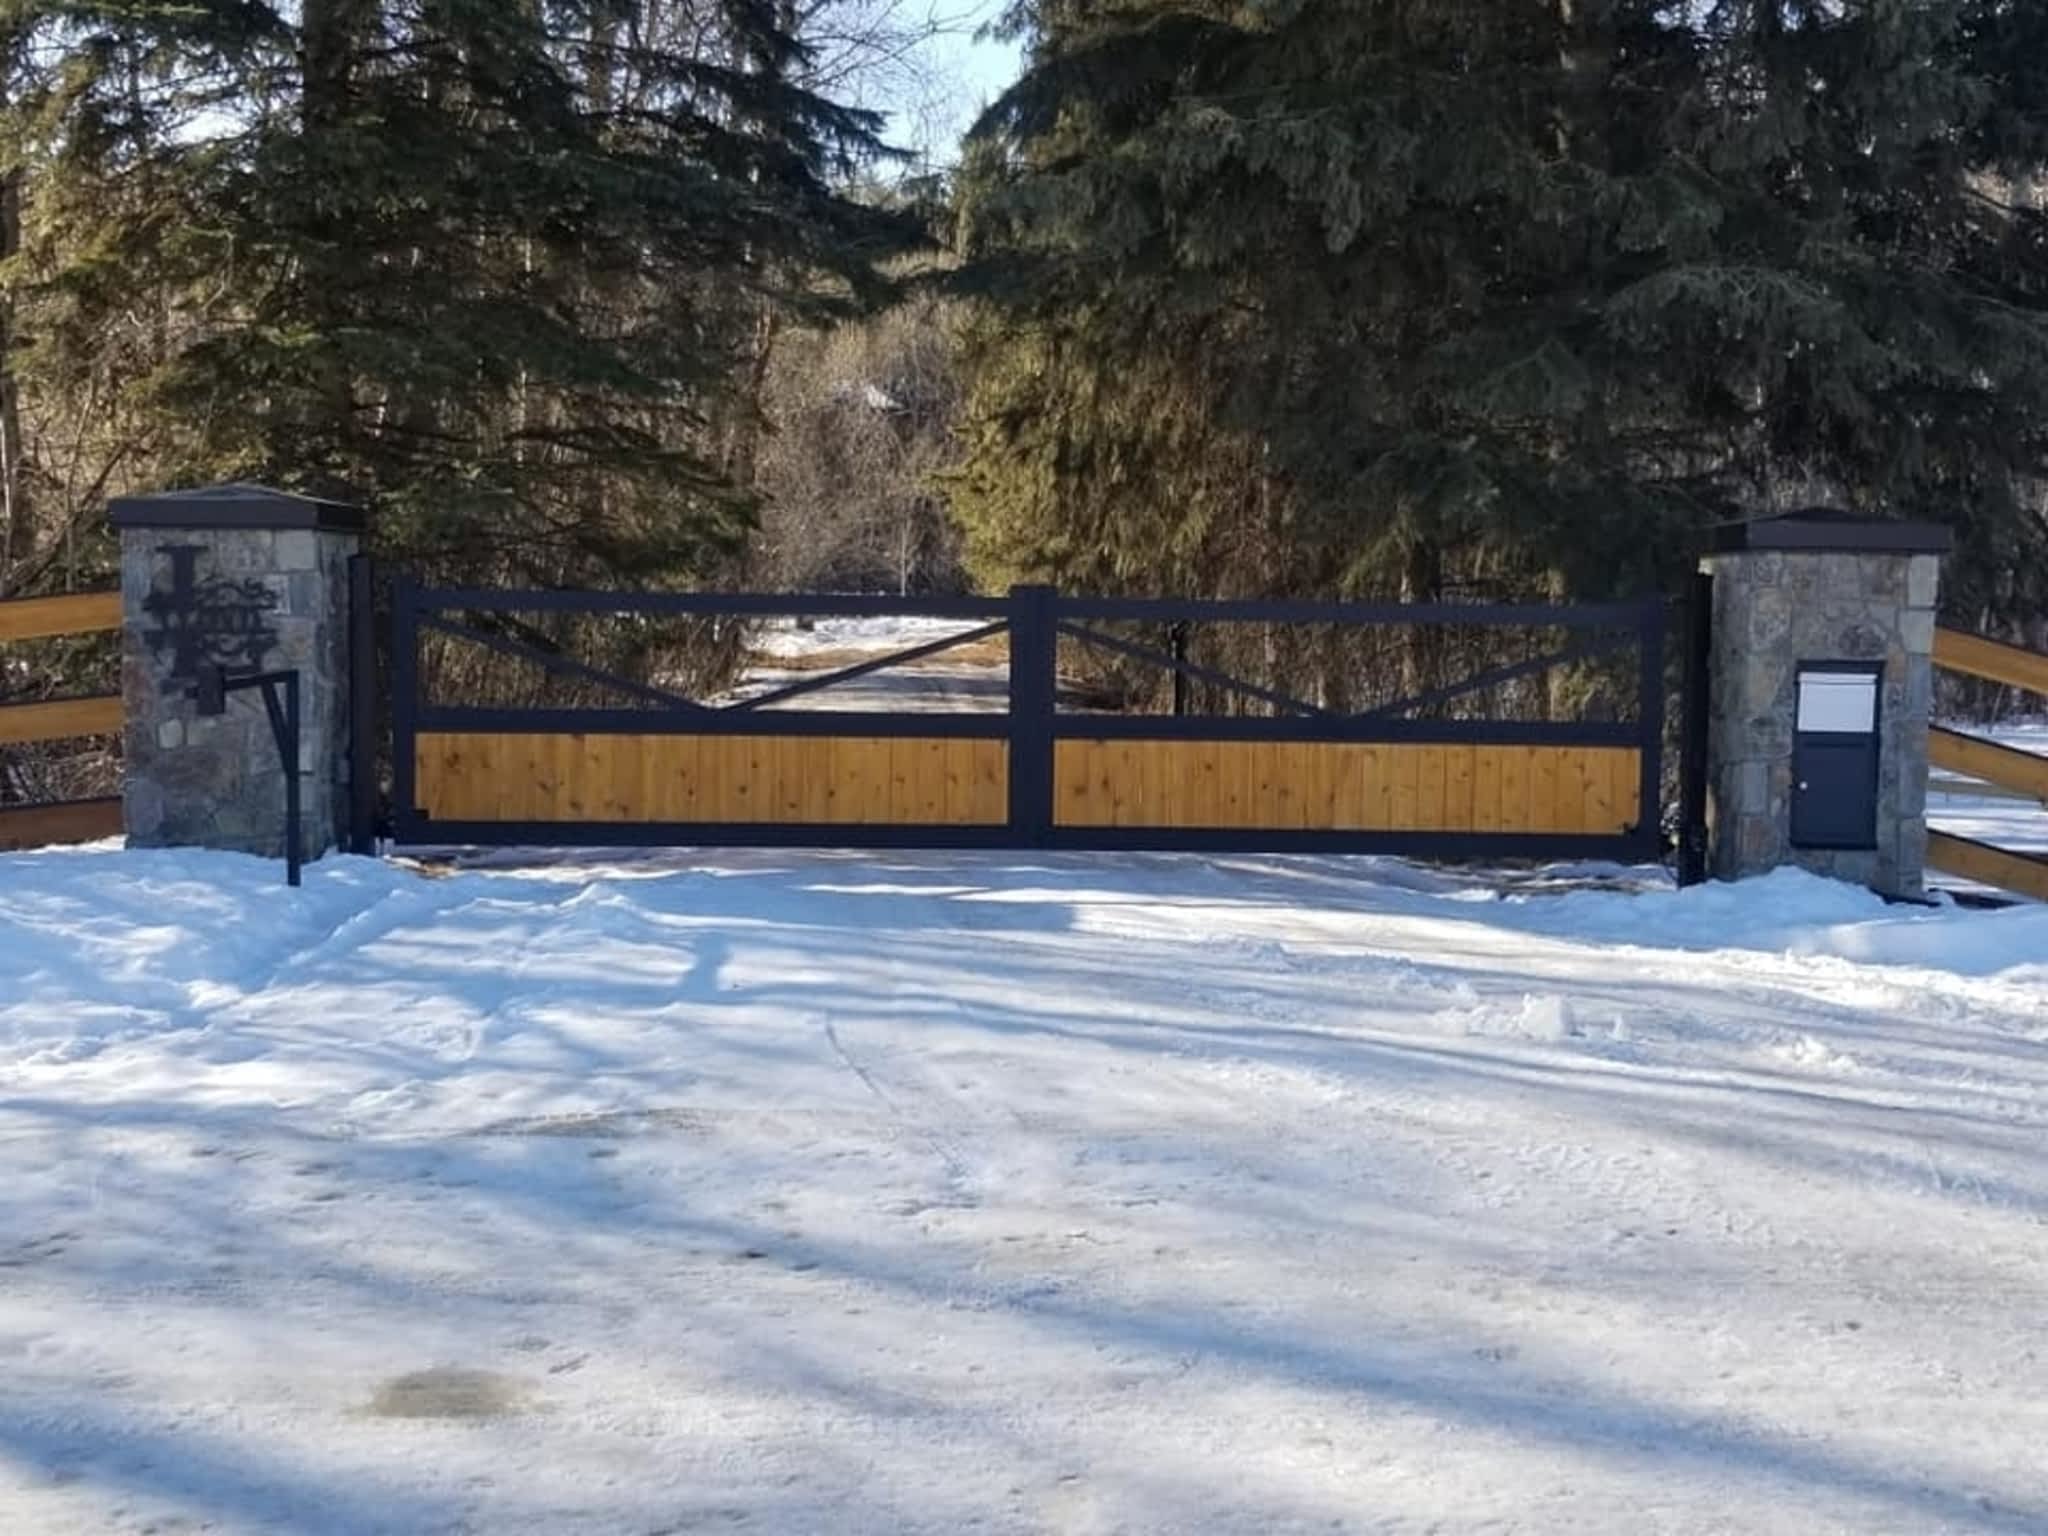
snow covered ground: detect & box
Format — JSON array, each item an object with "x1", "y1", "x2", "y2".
[{"x1": 4, "y1": 843, "x2": 2048, "y2": 1534}]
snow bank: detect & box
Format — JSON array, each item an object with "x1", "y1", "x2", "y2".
[
  {"x1": 1498, "y1": 865, "x2": 2048, "y2": 979},
  {"x1": 0, "y1": 845, "x2": 421, "y2": 1056}
]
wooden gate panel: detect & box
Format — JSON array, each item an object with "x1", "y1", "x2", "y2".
[
  {"x1": 1051, "y1": 741, "x2": 1638, "y2": 835},
  {"x1": 416, "y1": 732, "x2": 1008, "y2": 828}
]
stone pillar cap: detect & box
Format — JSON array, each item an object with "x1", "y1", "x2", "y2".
[
  {"x1": 1711, "y1": 509, "x2": 1952, "y2": 556},
  {"x1": 109, "y1": 482, "x2": 366, "y2": 534}
]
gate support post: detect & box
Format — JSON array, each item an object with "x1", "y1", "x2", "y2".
[
  {"x1": 1699, "y1": 512, "x2": 1950, "y2": 898},
  {"x1": 1676, "y1": 571, "x2": 1713, "y2": 887},
  {"x1": 1008, "y1": 584, "x2": 1058, "y2": 846},
  {"x1": 347, "y1": 553, "x2": 379, "y2": 854},
  {"x1": 110, "y1": 484, "x2": 366, "y2": 868}
]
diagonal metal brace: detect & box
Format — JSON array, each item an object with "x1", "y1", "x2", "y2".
[
  {"x1": 728, "y1": 621, "x2": 1011, "y2": 713},
  {"x1": 1057, "y1": 621, "x2": 1331, "y2": 719},
  {"x1": 1349, "y1": 631, "x2": 1632, "y2": 722},
  {"x1": 418, "y1": 610, "x2": 708, "y2": 715}
]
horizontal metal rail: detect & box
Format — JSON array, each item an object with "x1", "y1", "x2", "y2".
[
  {"x1": 1055, "y1": 594, "x2": 1653, "y2": 629},
  {"x1": 417, "y1": 587, "x2": 1012, "y2": 621},
  {"x1": 412, "y1": 704, "x2": 1639, "y2": 748},
  {"x1": 1054, "y1": 715, "x2": 1641, "y2": 747},
  {"x1": 393, "y1": 817, "x2": 1647, "y2": 863},
  {"x1": 414, "y1": 706, "x2": 1012, "y2": 739}
]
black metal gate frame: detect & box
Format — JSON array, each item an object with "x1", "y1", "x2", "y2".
[{"x1": 385, "y1": 577, "x2": 1669, "y2": 864}]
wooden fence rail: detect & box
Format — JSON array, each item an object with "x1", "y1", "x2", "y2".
[
  {"x1": 1927, "y1": 831, "x2": 2048, "y2": 905},
  {"x1": 0, "y1": 589, "x2": 124, "y2": 852},
  {"x1": 1932, "y1": 628, "x2": 2048, "y2": 696},
  {"x1": 1927, "y1": 627, "x2": 2048, "y2": 901},
  {"x1": 1928, "y1": 726, "x2": 2048, "y2": 807},
  {"x1": 0, "y1": 590, "x2": 122, "y2": 643}
]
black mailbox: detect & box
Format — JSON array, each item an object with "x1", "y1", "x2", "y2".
[{"x1": 1789, "y1": 663, "x2": 1882, "y2": 850}]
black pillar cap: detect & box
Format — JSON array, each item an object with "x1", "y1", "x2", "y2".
[
  {"x1": 1711, "y1": 508, "x2": 1952, "y2": 556},
  {"x1": 109, "y1": 483, "x2": 366, "y2": 534}
]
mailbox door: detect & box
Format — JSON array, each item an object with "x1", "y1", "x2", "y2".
[{"x1": 1789, "y1": 664, "x2": 1882, "y2": 850}]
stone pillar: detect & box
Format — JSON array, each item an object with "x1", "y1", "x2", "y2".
[
  {"x1": 111, "y1": 484, "x2": 365, "y2": 862},
  {"x1": 1702, "y1": 512, "x2": 1950, "y2": 897}
]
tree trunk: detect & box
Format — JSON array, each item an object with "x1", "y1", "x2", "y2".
[
  {"x1": 1399, "y1": 536, "x2": 1441, "y2": 700},
  {"x1": 0, "y1": 160, "x2": 23, "y2": 593},
  {"x1": 300, "y1": 0, "x2": 376, "y2": 484},
  {"x1": 0, "y1": 26, "x2": 26, "y2": 591},
  {"x1": 302, "y1": 0, "x2": 374, "y2": 132}
]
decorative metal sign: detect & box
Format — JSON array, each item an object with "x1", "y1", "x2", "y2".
[{"x1": 141, "y1": 544, "x2": 279, "y2": 690}]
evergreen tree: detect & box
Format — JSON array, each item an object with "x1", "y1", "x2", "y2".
[
  {"x1": 953, "y1": 0, "x2": 2048, "y2": 620},
  {"x1": 2, "y1": 0, "x2": 919, "y2": 586}
]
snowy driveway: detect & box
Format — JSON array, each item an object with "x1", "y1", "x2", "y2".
[{"x1": 3, "y1": 847, "x2": 2047, "y2": 1534}]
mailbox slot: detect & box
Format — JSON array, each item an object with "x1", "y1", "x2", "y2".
[{"x1": 1790, "y1": 663, "x2": 1882, "y2": 850}]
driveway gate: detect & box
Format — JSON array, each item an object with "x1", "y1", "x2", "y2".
[{"x1": 388, "y1": 580, "x2": 1667, "y2": 861}]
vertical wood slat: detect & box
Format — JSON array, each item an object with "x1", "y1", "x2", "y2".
[
  {"x1": 1120, "y1": 739, "x2": 1149, "y2": 828},
  {"x1": 777, "y1": 735, "x2": 809, "y2": 822},
  {"x1": 1148, "y1": 738, "x2": 1183, "y2": 823},
  {"x1": 1391, "y1": 747, "x2": 1423, "y2": 831},
  {"x1": 973, "y1": 738, "x2": 1008, "y2": 824},
  {"x1": 1053, "y1": 734, "x2": 1092, "y2": 826},
  {"x1": 854, "y1": 738, "x2": 894, "y2": 824},
  {"x1": 696, "y1": 735, "x2": 727, "y2": 823},
  {"x1": 1530, "y1": 745, "x2": 1565, "y2": 834},
  {"x1": 919, "y1": 738, "x2": 949, "y2": 822},
  {"x1": 1438, "y1": 747, "x2": 1470, "y2": 830},
  {"x1": 1497, "y1": 747, "x2": 1530, "y2": 833},
  {"x1": 886, "y1": 737, "x2": 917, "y2": 824},
  {"x1": 1616, "y1": 746, "x2": 1641, "y2": 829},
  {"x1": 1253, "y1": 741, "x2": 1291, "y2": 829},
  {"x1": 1130, "y1": 741, "x2": 1153, "y2": 826},
  {"x1": 1581, "y1": 748, "x2": 1615, "y2": 833},
  {"x1": 1359, "y1": 745, "x2": 1392, "y2": 831},
  {"x1": 1472, "y1": 748, "x2": 1503, "y2": 833},
  {"x1": 940, "y1": 739, "x2": 972, "y2": 824},
  {"x1": 1415, "y1": 746, "x2": 1447, "y2": 832},
  {"x1": 1218, "y1": 737, "x2": 1251, "y2": 824}
]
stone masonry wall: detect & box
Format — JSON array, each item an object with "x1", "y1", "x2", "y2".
[
  {"x1": 1703, "y1": 548, "x2": 1939, "y2": 895},
  {"x1": 121, "y1": 526, "x2": 358, "y2": 860}
]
